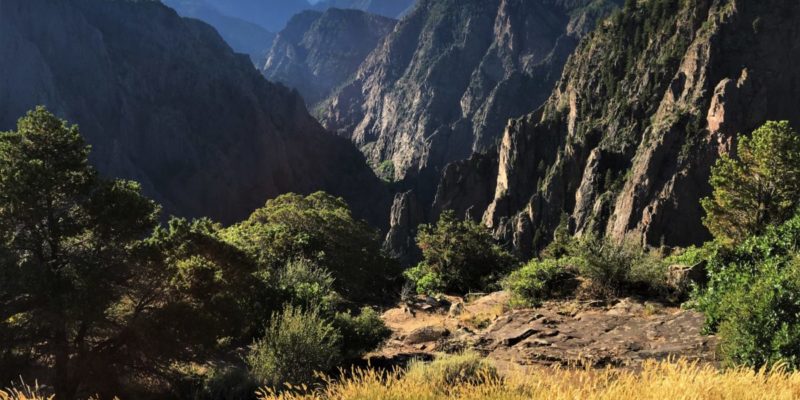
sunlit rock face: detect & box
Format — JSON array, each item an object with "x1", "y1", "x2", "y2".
[
  {"x1": 473, "y1": 0, "x2": 800, "y2": 256},
  {"x1": 318, "y1": 0, "x2": 622, "y2": 182}
]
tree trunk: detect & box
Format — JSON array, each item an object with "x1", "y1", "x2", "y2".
[{"x1": 53, "y1": 323, "x2": 76, "y2": 400}]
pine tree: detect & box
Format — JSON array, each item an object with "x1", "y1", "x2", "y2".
[
  {"x1": 0, "y1": 107, "x2": 159, "y2": 399},
  {"x1": 702, "y1": 121, "x2": 800, "y2": 244}
]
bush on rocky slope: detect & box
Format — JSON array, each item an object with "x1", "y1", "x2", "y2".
[
  {"x1": 502, "y1": 257, "x2": 579, "y2": 307},
  {"x1": 504, "y1": 234, "x2": 669, "y2": 305},
  {"x1": 222, "y1": 192, "x2": 400, "y2": 303},
  {"x1": 405, "y1": 211, "x2": 517, "y2": 295}
]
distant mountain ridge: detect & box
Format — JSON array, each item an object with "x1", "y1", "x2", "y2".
[
  {"x1": 204, "y1": 0, "x2": 310, "y2": 31},
  {"x1": 313, "y1": 0, "x2": 417, "y2": 18},
  {"x1": 175, "y1": 0, "x2": 415, "y2": 33},
  {"x1": 161, "y1": 0, "x2": 415, "y2": 66},
  {"x1": 162, "y1": 0, "x2": 275, "y2": 63}
]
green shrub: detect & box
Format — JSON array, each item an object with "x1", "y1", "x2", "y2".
[
  {"x1": 406, "y1": 210, "x2": 517, "y2": 294},
  {"x1": 503, "y1": 257, "x2": 579, "y2": 307},
  {"x1": 404, "y1": 352, "x2": 499, "y2": 391},
  {"x1": 627, "y1": 250, "x2": 670, "y2": 296},
  {"x1": 694, "y1": 215, "x2": 800, "y2": 330},
  {"x1": 196, "y1": 366, "x2": 258, "y2": 400},
  {"x1": 693, "y1": 215, "x2": 800, "y2": 368},
  {"x1": 540, "y1": 213, "x2": 573, "y2": 259},
  {"x1": 664, "y1": 245, "x2": 714, "y2": 267},
  {"x1": 506, "y1": 232, "x2": 671, "y2": 302},
  {"x1": 277, "y1": 258, "x2": 339, "y2": 312},
  {"x1": 716, "y1": 259, "x2": 800, "y2": 369},
  {"x1": 690, "y1": 122, "x2": 800, "y2": 369},
  {"x1": 376, "y1": 160, "x2": 395, "y2": 182},
  {"x1": 404, "y1": 263, "x2": 447, "y2": 295},
  {"x1": 222, "y1": 192, "x2": 399, "y2": 303},
  {"x1": 570, "y1": 235, "x2": 667, "y2": 298},
  {"x1": 573, "y1": 235, "x2": 634, "y2": 294},
  {"x1": 154, "y1": 217, "x2": 271, "y2": 341},
  {"x1": 247, "y1": 306, "x2": 341, "y2": 389},
  {"x1": 333, "y1": 307, "x2": 391, "y2": 360}
]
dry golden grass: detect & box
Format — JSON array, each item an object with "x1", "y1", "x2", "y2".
[
  {"x1": 7, "y1": 354, "x2": 800, "y2": 400},
  {"x1": 0, "y1": 392, "x2": 49, "y2": 400},
  {"x1": 0, "y1": 379, "x2": 53, "y2": 400},
  {"x1": 260, "y1": 353, "x2": 800, "y2": 400}
]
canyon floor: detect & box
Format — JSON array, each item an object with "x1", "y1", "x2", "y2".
[{"x1": 374, "y1": 292, "x2": 718, "y2": 372}]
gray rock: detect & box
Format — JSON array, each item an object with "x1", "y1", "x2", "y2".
[
  {"x1": 501, "y1": 328, "x2": 539, "y2": 347},
  {"x1": 405, "y1": 326, "x2": 450, "y2": 345},
  {"x1": 449, "y1": 302, "x2": 465, "y2": 317},
  {"x1": 607, "y1": 298, "x2": 645, "y2": 316},
  {"x1": 667, "y1": 261, "x2": 709, "y2": 294},
  {"x1": 383, "y1": 191, "x2": 424, "y2": 265}
]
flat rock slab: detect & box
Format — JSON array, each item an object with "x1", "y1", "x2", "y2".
[
  {"x1": 378, "y1": 293, "x2": 718, "y2": 370},
  {"x1": 483, "y1": 301, "x2": 716, "y2": 368}
]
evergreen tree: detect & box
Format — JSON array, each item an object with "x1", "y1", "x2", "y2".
[
  {"x1": 702, "y1": 121, "x2": 800, "y2": 244},
  {"x1": 0, "y1": 107, "x2": 160, "y2": 399}
]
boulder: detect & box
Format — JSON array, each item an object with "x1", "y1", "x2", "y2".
[
  {"x1": 449, "y1": 302, "x2": 465, "y2": 317},
  {"x1": 404, "y1": 326, "x2": 450, "y2": 345},
  {"x1": 667, "y1": 261, "x2": 709, "y2": 294}
]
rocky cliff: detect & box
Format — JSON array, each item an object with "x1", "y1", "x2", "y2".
[
  {"x1": 0, "y1": 0, "x2": 389, "y2": 226},
  {"x1": 473, "y1": 0, "x2": 800, "y2": 256},
  {"x1": 263, "y1": 8, "x2": 397, "y2": 108},
  {"x1": 318, "y1": 0, "x2": 621, "y2": 181}
]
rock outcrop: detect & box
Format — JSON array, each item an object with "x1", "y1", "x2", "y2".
[
  {"x1": 318, "y1": 0, "x2": 622, "y2": 181},
  {"x1": 379, "y1": 292, "x2": 717, "y2": 369},
  {"x1": 0, "y1": 0, "x2": 390, "y2": 226},
  {"x1": 431, "y1": 152, "x2": 499, "y2": 223},
  {"x1": 431, "y1": 0, "x2": 800, "y2": 257},
  {"x1": 382, "y1": 152, "x2": 500, "y2": 263},
  {"x1": 263, "y1": 9, "x2": 397, "y2": 108},
  {"x1": 483, "y1": 301, "x2": 715, "y2": 368},
  {"x1": 383, "y1": 191, "x2": 425, "y2": 265}
]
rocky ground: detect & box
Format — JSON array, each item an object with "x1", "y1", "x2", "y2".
[{"x1": 374, "y1": 292, "x2": 718, "y2": 372}]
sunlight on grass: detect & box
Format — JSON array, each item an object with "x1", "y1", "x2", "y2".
[
  {"x1": 259, "y1": 354, "x2": 800, "y2": 400},
  {"x1": 0, "y1": 378, "x2": 54, "y2": 400}
]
